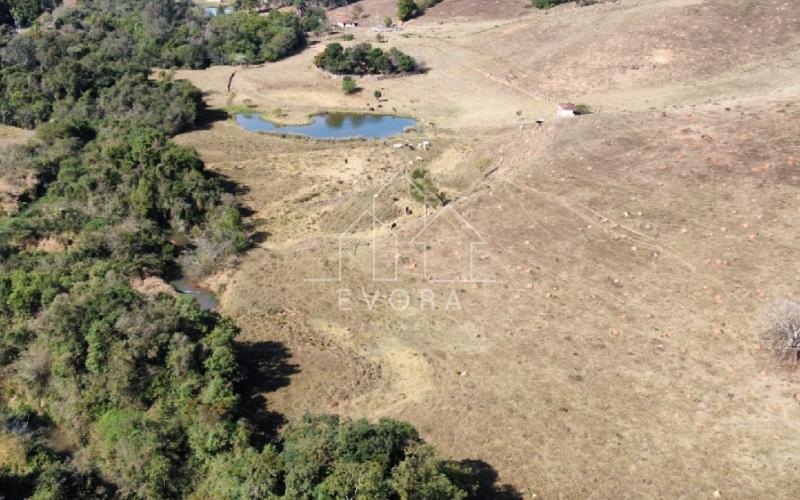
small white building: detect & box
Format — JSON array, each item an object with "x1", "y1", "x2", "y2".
[
  {"x1": 557, "y1": 102, "x2": 576, "y2": 118},
  {"x1": 337, "y1": 20, "x2": 359, "y2": 28}
]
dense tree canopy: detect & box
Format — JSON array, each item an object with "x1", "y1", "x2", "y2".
[
  {"x1": 0, "y1": 0, "x2": 310, "y2": 129},
  {"x1": 206, "y1": 10, "x2": 306, "y2": 65},
  {"x1": 0, "y1": 0, "x2": 61, "y2": 28},
  {"x1": 315, "y1": 42, "x2": 418, "y2": 75}
]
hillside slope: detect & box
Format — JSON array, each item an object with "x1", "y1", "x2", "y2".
[{"x1": 175, "y1": 0, "x2": 800, "y2": 496}]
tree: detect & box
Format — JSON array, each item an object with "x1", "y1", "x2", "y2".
[
  {"x1": 193, "y1": 446, "x2": 283, "y2": 498},
  {"x1": 397, "y1": 0, "x2": 419, "y2": 21},
  {"x1": 293, "y1": 0, "x2": 308, "y2": 15},
  {"x1": 383, "y1": 16, "x2": 393, "y2": 28},
  {"x1": 301, "y1": 6, "x2": 327, "y2": 34},
  {"x1": 5, "y1": 0, "x2": 49, "y2": 28},
  {"x1": 91, "y1": 410, "x2": 177, "y2": 498},
  {"x1": 342, "y1": 75, "x2": 357, "y2": 94},
  {"x1": 280, "y1": 415, "x2": 470, "y2": 498},
  {"x1": 390, "y1": 445, "x2": 470, "y2": 500},
  {"x1": 374, "y1": 89, "x2": 382, "y2": 99}
]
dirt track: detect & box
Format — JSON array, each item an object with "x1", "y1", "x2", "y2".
[{"x1": 175, "y1": 0, "x2": 800, "y2": 496}]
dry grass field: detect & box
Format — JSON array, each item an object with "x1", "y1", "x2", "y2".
[
  {"x1": 174, "y1": 0, "x2": 800, "y2": 496},
  {"x1": 0, "y1": 125, "x2": 33, "y2": 148}
]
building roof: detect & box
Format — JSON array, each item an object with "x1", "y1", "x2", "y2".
[{"x1": 558, "y1": 103, "x2": 576, "y2": 111}]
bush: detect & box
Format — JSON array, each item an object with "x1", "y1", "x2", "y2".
[
  {"x1": 533, "y1": 0, "x2": 562, "y2": 8},
  {"x1": 410, "y1": 168, "x2": 447, "y2": 206},
  {"x1": 193, "y1": 445, "x2": 283, "y2": 498},
  {"x1": 532, "y1": 0, "x2": 596, "y2": 8},
  {"x1": 763, "y1": 300, "x2": 800, "y2": 365},
  {"x1": 397, "y1": 0, "x2": 420, "y2": 21},
  {"x1": 342, "y1": 76, "x2": 358, "y2": 94}
]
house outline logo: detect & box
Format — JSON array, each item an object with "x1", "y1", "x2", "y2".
[
  {"x1": 410, "y1": 204, "x2": 493, "y2": 284},
  {"x1": 305, "y1": 171, "x2": 494, "y2": 284}
]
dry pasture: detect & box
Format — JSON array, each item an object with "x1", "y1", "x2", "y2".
[{"x1": 175, "y1": 0, "x2": 800, "y2": 496}]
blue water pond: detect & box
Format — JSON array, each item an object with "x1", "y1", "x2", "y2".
[
  {"x1": 171, "y1": 277, "x2": 218, "y2": 311},
  {"x1": 235, "y1": 112, "x2": 416, "y2": 140}
]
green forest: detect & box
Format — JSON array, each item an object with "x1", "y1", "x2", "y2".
[{"x1": 0, "y1": 1, "x2": 495, "y2": 498}]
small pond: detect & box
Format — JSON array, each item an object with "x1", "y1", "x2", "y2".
[
  {"x1": 171, "y1": 277, "x2": 218, "y2": 311},
  {"x1": 235, "y1": 112, "x2": 417, "y2": 140}
]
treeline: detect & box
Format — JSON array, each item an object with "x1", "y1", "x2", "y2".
[
  {"x1": 532, "y1": 0, "x2": 599, "y2": 9},
  {"x1": 315, "y1": 42, "x2": 417, "y2": 75},
  {"x1": 268, "y1": 0, "x2": 359, "y2": 8},
  {"x1": 0, "y1": 1, "x2": 489, "y2": 498}
]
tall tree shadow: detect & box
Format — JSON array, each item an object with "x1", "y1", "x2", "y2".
[
  {"x1": 459, "y1": 459, "x2": 525, "y2": 500},
  {"x1": 195, "y1": 105, "x2": 229, "y2": 130},
  {"x1": 234, "y1": 340, "x2": 299, "y2": 446}
]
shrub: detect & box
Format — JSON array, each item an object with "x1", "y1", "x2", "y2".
[
  {"x1": 410, "y1": 168, "x2": 447, "y2": 206},
  {"x1": 763, "y1": 300, "x2": 800, "y2": 365},
  {"x1": 397, "y1": 0, "x2": 420, "y2": 21},
  {"x1": 374, "y1": 89, "x2": 382, "y2": 99},
  {"x1": 532, "y1": 0, "x2": 596, "y2": 8},
  {"x1": 342, "y1": 76, "x2": 358, "y2": 94}
]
